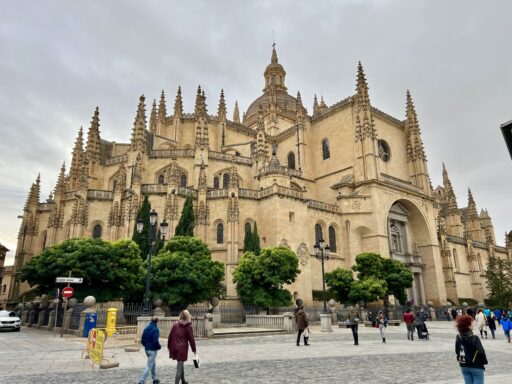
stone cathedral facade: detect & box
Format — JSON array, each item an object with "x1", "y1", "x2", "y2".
[{"x1": 9, "y1": 47, "x2": 512, "y2": 305}]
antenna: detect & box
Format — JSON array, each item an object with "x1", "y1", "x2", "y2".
[{"x1": 272, "y1": 29, "x2": 275, "y2": 47}]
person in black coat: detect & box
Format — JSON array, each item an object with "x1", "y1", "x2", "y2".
[{"x1": 455, "y1": 315, "x2": 488, "y2": 383}]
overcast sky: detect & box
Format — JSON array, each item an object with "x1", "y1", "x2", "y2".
[{"x1": 1, "y1": 0, "x2": 511, "y2": 265}]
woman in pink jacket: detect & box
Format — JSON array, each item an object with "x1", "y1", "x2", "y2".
[{"x1": 168, "y1": 310, "x2": 197, "y2": 384}]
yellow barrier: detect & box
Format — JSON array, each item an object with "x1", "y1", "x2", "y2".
[{"x1": 82, "y1": 326, "x2": 138, "y2": 368}]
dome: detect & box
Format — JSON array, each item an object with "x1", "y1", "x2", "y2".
[{"x1": 245, "y1": 90, "x2": 297, "y2": 121}]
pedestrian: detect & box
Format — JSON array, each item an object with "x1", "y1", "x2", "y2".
[
  {"x1": 138, "y1": 316, "x2": 161, "y2": 384},
  {"x1": 486, "y1": 310, "x2": 496, "y2": 339},
  {"x1": 455, "y1": 314, "x2": 488, "y2": 384},
  {"x1": 475, "y1": 309, "x2": 488, "y2": 339},
  {"x1": 500, "y1": 315, "x2": 512, "y2": 343},
  {"x1": 494, "y1": 308, "x2": 502, "y2": 324},
  {"x1": 451, "y1": 307, "x2": 458, "y2": 320},
  {"x1": 420, "y1": 307, "x2": 428, "y2": 322},
  {"x1": 347, "y1": 305, "x2": 360, "y2": 345},
  {"x1": 457, "y1": 308, "x2": 463, "y2": 317},
  {"x1": 415, "y1": 310, "x2": 429, "y2": 340},
  {"x1": 483, "y1": 307, "x2": 491, "y2": 318},
  {"x1": 377, "y1": 311, "x2": 387, "y2": 343},
  {"x1": 295, "y1": 305, "x2": 309, "y2": 346},
  {"x1": 466, "y1": 307, "x2": 475, "y2": 319},
  {"x1": 368, "y1": 310, "x2": 375, "y2": 327},
  {"x1": 168, "y1": 310, "x2": 197, "y2": 384},
  {"x1": 403, "y1": 308, "x2": 416, "y2": 341}
]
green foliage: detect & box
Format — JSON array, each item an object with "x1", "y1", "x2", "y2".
[
  {"x1": 150, "y1": 236, "x2": 224, "y2": 307},
  {"x1": 233, "y1": 247, "x2": 300, "y2": 308},
  {"x1": 19, "y1": 238, "x2": 143, "y2": 302},
  {"x1": 252, "y1": 222, "x2": 261, "y2": 256},
  {"x1": 175, "y1": 194, "x2": 195, "y2": 236},
  {"x1": 483, "y1": 254, "x2": 512, "y2": 308},
  {"x1": 243, "y1": 222, "x2": 261, "y2": 255},
  {"x1": 132, "y1": 194, "x2": 152, "y2": 258},
  {"x1": 243, "y1": 223, "x2": 252, "y2": 253},
  {"x1": 325, "y1": 268, "x2": 355, "y2": 303},
  {"x1": 352, "y1": 253, "x2": 383, "y2": 280},
  {"x1": 312, "y1": 290, "x2": 336, "y2": 302},
  {"x1": 348, "y1": 276, "x2": 387, "y2": 304}
]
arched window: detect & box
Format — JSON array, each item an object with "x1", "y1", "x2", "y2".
[
  {"x1": 322, "y1": 138, "x2": 330, "y2": 160},
  {"x1": 158, "y1": 175, "x2": 165, "y2": 184},
  {"x1": 390, "y1": 224, "x2": 402, "y2": 253},
  {"x1": 216, "y1": 223, "x2": 224, "y2": 244},
  {"x1": 378, "y1": 140, "x2": 391, "y2": 162},
  {"x1": 315, "y1": 224, "x2": 323, "y2": 244},
  {"x1": 287, "y1": 152, "x2": 296, "y2": 170},
  {"x1": 329, "y1": 226, "x2": 337, "y2": 253},
  {"x1": 452, "y1": 249, "x2": 459, "y2": 271},
  {"x1": 42, "y1": 232, "x2": 47, "y2": 250},
  {"x1": 223, "y1": 173, "x2": 230, "y2": 189},
  {"x1": 213, "y1": 177, "x2": 219, "y2": 189},
  {"x1": 92, "y1": 224, "x2": 102, "y2": 239},
  {"x1": 180, "y1": 174, "x2": 187, "y2": 187}
]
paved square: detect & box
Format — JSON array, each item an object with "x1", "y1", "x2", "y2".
[{"x1": 1, "y1": 322, "x2": 511, "y2": 383}]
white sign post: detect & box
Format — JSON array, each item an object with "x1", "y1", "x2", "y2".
[{"x1": 55, "y1": 277, "x2": 83, "y2": 284}]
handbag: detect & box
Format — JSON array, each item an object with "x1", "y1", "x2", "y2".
[
  {"x1": 193, "y1": 354, "x2": 200, "y2": 368},
  {"x1": 304, "y1": 328, "x2": 309, "y2": 337}
]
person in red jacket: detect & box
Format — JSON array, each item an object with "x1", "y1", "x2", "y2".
[
  {"x1": 403, "y1": 308, "x2": 416, "y2": 341},
  {"x1": 168, "y1": 310, "x2": 197, "y2": 384}
]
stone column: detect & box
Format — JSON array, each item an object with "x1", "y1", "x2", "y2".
[
  {"x1": 320, "y1": 313, "x2": 333, "y2": 332},
  {"x1": 78, "y1": 296, "x2": 97, "y2": 337},
  {"x1": 21, "y1": 303, "x2": 31, "y2": 325},
  {"x1": 418, "y1": 274, "x2": 427, "y2": 306},
  {"x1": 45, "y1": 300, "x2": 58, "y2": 331},
  {"x1": 328, "y1": 299, "x2": 337, "y2": 324},
  {"x1": 62, "y1": 298, "x2": 78, "y2": 334},
  {"x1": 37, "y1": 297, "x2": 49, "y2": 328},
  {"x1": 210, "y1": 297, "x2": 221, "y2": 328},
  {"x1": 204, "y1": 314, "x2": 214, "y2": 338},
  {"x1": 283, "y1": 312, "x2": 294, "y2": 333}
]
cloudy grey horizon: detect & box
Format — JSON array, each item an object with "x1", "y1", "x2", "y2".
[{"x1": 1, "y1": 0, "x2": 511, "y2": 265}]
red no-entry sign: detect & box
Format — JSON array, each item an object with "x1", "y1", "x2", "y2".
[{"x1": 62, "y1": 286, "x2": 74, "y2": 299}]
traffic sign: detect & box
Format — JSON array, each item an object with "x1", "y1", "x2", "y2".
[
  {"x1": 62, "y1": 287, "x2": 74, "y2": 299},
  {"x1": 56, "y1": 277, "x2": 83, "y2": 284}
]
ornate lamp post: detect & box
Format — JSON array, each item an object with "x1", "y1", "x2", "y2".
[
  {"x1": 137, "y1": 210, "x2": 168, "y2": 316},
  {"x1": 314, "y1": 238, "x2": 332, "y2": 332}
]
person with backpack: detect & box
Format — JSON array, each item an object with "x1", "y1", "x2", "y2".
[
  {"x1": 138, "y1": 316, "x2": 161, "y2": 384},
  {"x1": 455, "y1": 314, "x2": 488, "y2": 383},
  {"x1": 500, "y1": 315, "x2": 512, "y2": 343}
]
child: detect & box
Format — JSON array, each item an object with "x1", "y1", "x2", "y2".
[{"x1": 500, "y1": 316, "x2": 512, "y2": 343}]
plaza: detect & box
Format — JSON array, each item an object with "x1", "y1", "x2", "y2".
[{"x1": 1, "y1": 321, "x2": 511, "y2": 383}]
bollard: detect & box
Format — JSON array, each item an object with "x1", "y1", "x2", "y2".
[{"x1": 106, "y1": 308, "x2": 117, "y2": 337}]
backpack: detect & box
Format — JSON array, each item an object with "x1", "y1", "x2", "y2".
[{"x1": 457, "y1": 334, "x2": 487, "y2": 368}]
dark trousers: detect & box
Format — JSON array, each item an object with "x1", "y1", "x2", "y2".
[
  {"x1": 350, "y1": 324, "x2": 359, "y2": 344},
  {"x1": 175, "y1": 361, "x2": 185, "y2": 384}
]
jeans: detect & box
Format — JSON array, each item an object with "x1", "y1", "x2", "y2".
[
  {"x1": 379, "y1": 326, "x2": 386, "y2": 339},
  {"x1": 350, "y1": 324, "x2": 359, "y2": 344},
  {"x1": 139, "y1": 350, "x2": 159, "y2": 383},
  {"x1": 296, "y1": 329, "x2": 303, "y2": 345},
  {"x1": 460, "y1": 367, "x2": 484, "y2": 384}
]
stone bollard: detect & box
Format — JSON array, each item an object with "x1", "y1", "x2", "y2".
[
  {"x1": 204, "y1": 313, "x2": 214, "y2": 338},
  {"x1": 45, "y1": 300, "x2": 58, "y2": 331},
  {"x1": 78, "y1": 296, "x2": 97, "y2": 337},
  {"x1": 37, "y1": 297, "x2": 49, "y2": 328},
  {"x1": 283, "y1": 312, "x2": 294, "y2": 333},
  {"x1": 210, "y1": 297, "x2": 221, "y2": 328},
  {"x1": 28, "y1": 301, "x2": 38, "y2": 327},
  {"x1": 359, "y1": 306, "x2": 367, "y2": 325},
  {"x1": 21, "y1": 303, "x2": 30, "y2": 325},
  {"x1": 62, "y1": 298, "x2": 77, "y2": 334},
  {"x1": 328, "y1": 299, "x2": 337, "y2": 324},
  {"x1": 153, "y1": 298, "x2": 165, "y2": 317}
]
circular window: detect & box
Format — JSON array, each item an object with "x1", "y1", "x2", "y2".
[{"x1": 378, "y1": 140, "x2": 391, "y2": 162}]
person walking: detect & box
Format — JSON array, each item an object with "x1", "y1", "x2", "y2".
[
  {"x1": 486, "y1": 310, "x2": 496, "y2": 339},
  {"x1": 475, "y1": 309, "x2": 488, "y2": 339},
  {"x1": 494, "y1": 308, "x2": 502, "y2": 325},
  {"x1": 455, "y1": 314, "x2": 488, "y2": 384},
  {"x1": 403, "y1": 308, "x2": 416, "y2": 341},
  {"x1": 295, "y1": 305, "x2": 309, "y2": 346},
  {"x1": 168, "y1": 310, "x2": 197, "y2": 384},
  {"x1": 138, "y1": 316, "x2": 161, "y2": 384},
  {"x1": 347, "y1": 306, "x2": 360, "y2": 345},
  {"x1": 500, "y1": 315, "x2": 512, "y2": 343},
  {"x1": 377, "y1": 311, "x2": 387, "y2": 343},
  {"x1": 451, "y1": 307, "x2": 458, "y2": 320}
]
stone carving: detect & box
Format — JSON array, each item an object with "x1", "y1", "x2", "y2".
[
  {"x1": 279, "y1": 239, "x2": 290, "y2": 249},
  {"x1": 297, "y1": 243, "x2": 309, "y2": 266}
]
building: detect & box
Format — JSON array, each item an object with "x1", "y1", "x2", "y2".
[
  {"x1": 9, "y1": 46, "x2": 512, "y2": 305},
  {"x1": 0, "y1": 242, "x2": 10, "y2": 309}
]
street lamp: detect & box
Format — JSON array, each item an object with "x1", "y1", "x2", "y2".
[
  {"x1": 314, "y1": 238, "x2": 330, "y2": 314},
  {"x1": 137, "y1": 210, "x2": 169, "y2": 315}
]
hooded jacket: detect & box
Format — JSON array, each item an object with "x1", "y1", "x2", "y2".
[
  {"x1": 455, "y1": 332, "x2": 488, "y2": 370},
  {"x1": 141, "y1": 322, "x2": 161, "y2": 351},
  {"x1": 168, "y1": 320, "x2": 196, "y2": 361},
  {"x1": 295, "y1": 309, "x2": 308, "y2": 330}
]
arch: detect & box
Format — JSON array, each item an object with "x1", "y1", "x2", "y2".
[
  {"x1": 154, "y1": 164, "x2": 187, "y2": 185},
  {"x1": 180, "y1": 174, "x2": 187, "y2": 187},
  {"x1": 157, "y1": 142, "x2": 177, "y2": 150},
  {"x1": 314, "y1": 223, "x2": 324, "y2": 244},
  {"x1": 223, "y1": 173, "x2": 230, "y2": 189},
  {"x1": 216, "y1": 222, "x2": 224, "y2": 244},
  {"x1": 158, "y1": 174, "x2": 165, "y2": 185},
  {"x1": 287, "y1": 152, "x2": 296, "y2": 170},
  {"x1": 290, "y1": 181, "x2": 302, "y2": 191},
  {"x1": 328, "y1": 225, "x2": 337, "y2": 253},
  {"x1": 92, "y1": 224, "x2": 102, "y2": 239},
  {"x1": 452, "y1": 248, "x2": 459, "y2": 271},
  {"x1": 321, "y1": 138, "x2": 330, "y2": 160},
  {"x1": 213, "y1": 176, "x2": 219, "y2": 189}
]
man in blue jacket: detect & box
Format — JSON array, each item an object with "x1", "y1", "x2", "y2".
[{"x1": 139, "y1": 316, "x2": 161, "y2": 384}]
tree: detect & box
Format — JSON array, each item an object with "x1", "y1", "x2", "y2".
[
  {"x1": 325, "y1": 268, "x2": 355, "y2": 303},
  {"x1": 483, "y1": 254, "x2": 512, "y2": 307},
  {"x1": 132, "y1": 194, "x2": 152, "y2": 258},
  {"x1": 348, "y1": 276, "x2": 387, "y2": 305},
  {"x1": 243, "y1": 223, "x2": 252, "y2": 253},
  {"x1": 233, "y1": 247, "x2": 300, "y2": 308},
  {"x1": 19, "y1": 238, "x2": 142, "y2": 302},
  {"x1": 175, "y1": 194, "x2": 195, "y2": 236},
  {"x1": 150, "y1": 236, "x2": 224, "y2": 308},
  {"x1": 252, "y1": 222, "x2": 261, "y2": 255}
]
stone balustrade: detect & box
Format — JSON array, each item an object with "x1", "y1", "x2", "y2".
[
  {"x1": 87, "y1": 189, "x2": 113, "y2": 200},
  {"x1": 106, "y1": 154, "x2": 128, "y2": 165},
  {"x1": 245, "y1": 313, "x2": 294, "y2": 333}
]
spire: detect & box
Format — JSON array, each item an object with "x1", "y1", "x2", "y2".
[
  {"x1": 217, "y1": 89, "x2": 227, "y2": 121},
  {"x1": 130, "y1": 95, "x2": 147, "y2": 153},
  {"x1": 173, "y1": 86, "x2": 183, "y2": 118},
  {"x1": 198, "y1": 160, "x2": 207, "y2": 192},
  {"x1": 296, "y1": 91, "x2": 304, "y2": 120},
  {"x1": 263, "y1": 43, "x2": 287, "y2": 93},
  {"x1": 158, "y1": 90, "x2": 167, "y2": 122},
  {"x1": 54, "y1": 162, "x2": 66, "y2": 196},
  {"x1": 354, "y1": 61, "x2": 376, "y2": 141},
  {"x1": 467, "y1": 188, "x2": 478, "y2": 220},
  {"x1": 442, "y1": 163, "x2": 459, "y2": 213},
  {"x1": 271, "y1": 43, "x2": 278, "y2": 64},
  {"x1": 233, "y1": 101, "x2": 240, "y2": 123},
  {"x1": 69, "y1": 127, "x2": 84, "y2": 190},
  {"x1": 313, "y1": 94, "x2": 319, "y2": 116},
  {"x1": 24, "y1": 174, "x2": 41, "y2": 211},
  {"x1": 405, "y1": 90, "x2": 426, "y2": 161},
  {"x1": 85, "y1": 107, "x2": 101, "y2": 165},
  {"x1": 194, "y1": 85, "x2": 203, "y2": 116},
  {"x1": 149, "y1": 99, "x2": 157, "y2": 134}
]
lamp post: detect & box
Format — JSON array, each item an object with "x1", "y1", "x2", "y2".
[
  {"x1": 137, "y1": 210, "x2": 169, "y2": 316},
  {"x1": 314, "y1": 238, "x2": 332, "y2": 332}
]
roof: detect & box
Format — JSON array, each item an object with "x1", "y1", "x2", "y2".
[
  {"x1": 0, "y1": 243, "x2": 9, "y2": 252},
  {"x1": 245, "y1": 90, "x2": 297, "y2": 122}
]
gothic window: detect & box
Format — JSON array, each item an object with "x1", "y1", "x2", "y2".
[
  {"x1": 390, "y1": 224, "x2": 402, "y2": 253},
  {"x1": 180, "y1": 174, "x2": 187, "y2": 187},
  {"x1": 216, "y1": 223, "x2": 224, "y2": 244},
  {"x1": 287, "y1": 152, "x2": 296, "y2": 170},
  {"x1": 452, "y1": 249, "x2": 459, "y2": 271},
  {"x1": 214, "y1": 177, "x2": 219, "y2": 189},
  {"x1": 378, "y1": 140, "x2": 391, "y2": 162},
  {"x1": 315, "y1": 224, "x2": 323, "y2": 244},
  {"x1": 42, "y1": 232, "x2": 47, "y2": 250},
  {"x1": 93, "y1": 224, "x2": 102, "y2": 239},
  {"x1": 158, "y1": 175, "x2": 165, "y2": 184},
  {"x1": 329, "y1": 226, "x2": 337, "y2": 253},
  {"x1": 322, "y1": 138, "x2": 330, "y2": 160},
  {"x1": 223, "y1": 173, "x2": 230, "y2": 189}
]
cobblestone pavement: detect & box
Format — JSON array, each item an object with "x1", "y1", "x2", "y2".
[{"x1": 1, "y1": 322, "x2": 511, "y2": 383}]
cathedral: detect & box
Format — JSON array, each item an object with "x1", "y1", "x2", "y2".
[{"x1": 9, "y1": 46, "x2": 512, "y2": 306}]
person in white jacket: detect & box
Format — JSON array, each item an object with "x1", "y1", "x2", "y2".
[{"x1": 475, "y1": 309, "x2": 488, "y2": 339}]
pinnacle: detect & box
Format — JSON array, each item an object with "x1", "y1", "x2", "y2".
[
  {"x1": 271, "y1": 44, "x2": 278, "y2": 64},
  {"x1": 218, "y1": 89, "x2": 227, "y2": 120},
  {"x1": 233, "y1": 100, "x2": 240, "y2": 123}
]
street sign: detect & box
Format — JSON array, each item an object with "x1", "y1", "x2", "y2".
[
  {"x1": 56, "y1": 277, "x2": 83, "y2": 284},
  {"x1": 62, "y1": 287, "x2": 74, "y2": 299}
]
